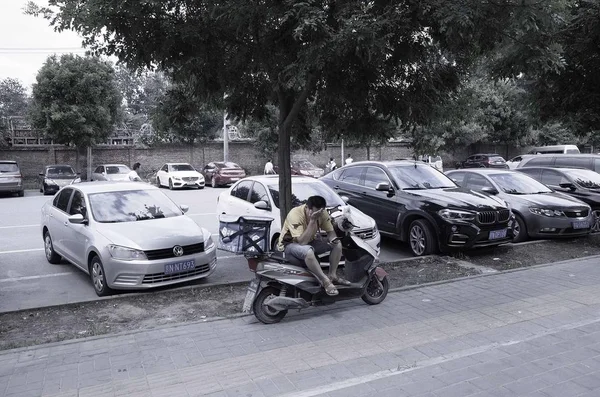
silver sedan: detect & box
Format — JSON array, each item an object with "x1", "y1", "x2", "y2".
[{"x1": 41, "y1": 182, "x2": 217, "y2": 296}]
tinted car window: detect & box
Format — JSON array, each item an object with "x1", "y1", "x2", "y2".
[
  {"x1": 595, "y1": 159, "x2": 600, "y2": 173},
  {"x1": 488, "y1": 156, "x2": 506, "y2": 163},
  {"x1": 554, "y1": 156, "x2": 591, "y2": 169},
  {"x1": 249, "y1": 182, "x2": 269, "y2": 204},
  {"x1": 565, "y1": 169, "x2": 600, "y2": 189},
  {"x1": 89, "y1": 189, "x2": 183, "y2": 223},
  {"x1": 231, "y1": 181, "x2": 252, "y2": 201},
  {"x1": 363, "y1": 167, "x2": 389, "y2": 189},
  {"x1": 106, "y1": 165, "x2": 130, "y2": 174},
  {"x1": 47, "y1": 166, "x2": 76, "y2": 176},
  {"x1": 339, "y1": 167, "x2": 363, "y2": 184},
  {"x1": 388, "y1": 165, "x2": 456, "y2": 189},
  {"x1": 0, "y1": 163, "x2": 19, "y2": 172},
  {"x1": 447, "y1": 172, "x2": 467, "y2": 185},
  {"x1": 489, "y1": 173, "x2": 552, "y2": 194},
  {"x1": 541, "y1": 170, "x2": 568, "y2": 186},
  {"x1": 464, "y1": 174, "x2": 493, "y2": 190},
  {"x1": 94, "y1": 166, "x2": 103, "y2": 173},
  {"x1": 171, "y1": 164, "x2": 195, "y2": 171},
  {"x1": 68, "y1": 190, "x2": 87, "y2": 216},
  {"x1": 526, "y1": 157, "x2": 553, "y2": 167},
  {"x1": 54, "y1": 188, "x2": 73, "y2": 212},
  {"x1": 161, "y1": 164, "x2": 168, "y2": 172}
]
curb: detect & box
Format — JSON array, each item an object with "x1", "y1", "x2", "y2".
[{"x1": 2, "y1": 253, "x2": 600, "y2": 355}]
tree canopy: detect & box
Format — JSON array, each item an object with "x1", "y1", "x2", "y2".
[
  {"x1": 29, "y1": 54, "x2": 121, "y2": 149},
  {"x1": 0, "y1": 78, "x2": 29, "y2": 146},
  {"x1": 28, "y1": 0, "x2": 569, "y2": 221}
]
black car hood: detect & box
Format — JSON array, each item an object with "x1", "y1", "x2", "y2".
[
  {"x1": 503, "y1": 192, "x2": 588, "y2": 210},
  {"x1": 406, "y1": 187, "x2": 507, "y2": 210}
]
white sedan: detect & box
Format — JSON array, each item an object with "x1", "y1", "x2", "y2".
[
  {"x1": 156, "y1": 163, "x2": 205, "y2": 189},
  {"x1": 216, "y1": 175, "x2": 381, "y2": 255},
  {"x1": 41, "y1": 182, "x2": 217, "y2": 296}
]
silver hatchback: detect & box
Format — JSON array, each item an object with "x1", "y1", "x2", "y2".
[{"x1": 41, "y1": 182, "x2": 217, "y2": 296}]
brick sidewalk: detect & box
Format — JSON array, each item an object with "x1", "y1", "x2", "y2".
[{"x1": 2, "y1": 257, "x2": 600, "y2": 397}]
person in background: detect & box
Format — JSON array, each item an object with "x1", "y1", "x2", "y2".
[
  {"x1": 345, "y1": 154, "x2": 353, "y2": 165},
  {"x1": 128, "y1": 162, "x2": 142, "y2": 181},
  {"x1": 264, "y1": 159, "x2": 275, "y2": 174},
  {"x1": 326, "y1": 157, "x2": 337, "y2": 173}
]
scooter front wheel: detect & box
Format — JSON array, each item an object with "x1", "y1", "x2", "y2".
[
  {"x1": 253, "y1": 286, "x2": 288, "y2": 324},
  {"x1": 362, "y1": 276, "x2": 389, "y2": 305}
]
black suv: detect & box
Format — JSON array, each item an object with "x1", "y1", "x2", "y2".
[
  {"x1": 517, "y1": 167, "x2": 600, "y2": 232},
  {"x1": 320, "y1": 161, "x2": 514, "y2": 256},
  {"x1": 458, "y1": 154, "x2": 508, "y2": 169}
]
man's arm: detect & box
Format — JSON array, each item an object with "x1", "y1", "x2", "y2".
[{"x1": 295, "y1": 218, "x2": 319, "y2": 245}]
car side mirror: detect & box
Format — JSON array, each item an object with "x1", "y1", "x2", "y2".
[
  {"x1": 180, "y1": 204, "x2": 189, "y2": 213},
  {"x1": 340, "y1": 195, "x2": 349, "y2": 203},
  {"x1": 375, "y1": 182, "x2": 391, "y2": 192},
  {"x1": 559, "y1": 182, "x2": 576, "y2": 191},
  {"x1": 254, "y1": 201, "x2": 270, "y2": 210},
  {"x1": 481, "y1": 187, "x2": 499, "y2": 195},
  {"x1": 68, "y1": 214, "x2": 87, "y2": 224}
]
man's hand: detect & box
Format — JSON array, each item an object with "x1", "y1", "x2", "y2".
[{"x1": 309, "y1": 208, "x2": 324, "y2": 221}]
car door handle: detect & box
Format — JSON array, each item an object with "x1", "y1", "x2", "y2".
[
  {"x1": 333, "y1": 186, "x2": 340, "y2": 190},
  {"x1": 64, "y1": 221, "x2": 68, "y2": 226}
]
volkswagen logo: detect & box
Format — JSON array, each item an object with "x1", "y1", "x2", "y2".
[
  {"x1": 576, "y1": 212, "x2": 581, "y2": 216},
  {"x1": 173, "y1": 245, "x2": 184, "y2": 257}
]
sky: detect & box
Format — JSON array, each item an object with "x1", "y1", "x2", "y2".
[{"x1": 0, "y1": 0, "x2": 87, "y2": 91}]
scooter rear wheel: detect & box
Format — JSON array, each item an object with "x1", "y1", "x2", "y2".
[
  {"x1": 362, "y1": 276, "x2": 389, "y2": 305},
  {"x1": 253, "y1": 286, "x2": 288, "y2": 324}
]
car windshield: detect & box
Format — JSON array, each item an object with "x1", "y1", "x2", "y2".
[
  {"x1": 106, "y1": 165, "x2": 130, "y2": 174},
  {"x1": 268, "y1": 181, "x2": 344, "y2": 209},
  {"x1": 215, "y1": 162, "x2": 240, "y2": 169},
  {"x1": 388, "y1": 165, "x2": 456, "y2": 189},
  {"x1": 89, "y1": 189, "x2": 183, "y2": 223},
  {"x1": 0, "y1": 163, "x2": 18, "y2": 172},
  {"x1": 171, "y1": 164, "x2": 195, "y2": 171},
  {"x1": 489, "y1": 156, "x2": 506, "y2": 163},
  {"x1": 292, "y1": 160, "x2": 316, "y2": 169},
  {"x1": 47, "y1": 166, "x2": 76, "y2": 177},
  {"x1": 489, "y1": 173, "x2": 552, "y2": 194},
  {"x1": 567, "y1": 169, "x2": 600, "y2": 189}
]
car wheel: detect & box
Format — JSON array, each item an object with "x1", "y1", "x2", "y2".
[
  {"x1": 409, "y1": 219, "x2": 437, "y2": 256},
  {"x1": 17, "y1": 190, "x2": 24, "y2": 197},
  {"x1": 211, "y1": 177, "x2": 218, "y2": 188},
  {"x1": 253, "y1": 286, "x2": 288, "y2": 324},
  {"x1": 156, "y1": 176, "x2": 161, "y2": 188},
  {"x1": 169, "y1": 179, "x2": 174, "y2": 190},
  {"x1": 512, "y1": 214, "x2": 528, "y2": 243},
  {"x1": 90, "y1": 255, "x2": 113, "y2": 297},
  {"x1": 592, "y1": 210, "x2": 600, "y2": 233},
  {"x1": 39, "y1": 185, "x2": 43, "y2": 193},
  {"x1": 43, "y1": 231, "x2": 62, "y2": 264}
]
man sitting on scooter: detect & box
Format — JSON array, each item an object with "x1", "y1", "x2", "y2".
[{"x1": 277, "y1": 195, "x2": 350, "y2": 296}]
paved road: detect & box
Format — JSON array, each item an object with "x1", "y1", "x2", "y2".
[
  {"x1": 2, "y1": 256, "x2": 600, "y2": 396},
  {"x1": 0, "y1": 188, "x2": 412, "y2": 313}
]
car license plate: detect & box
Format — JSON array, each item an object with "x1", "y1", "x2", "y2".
[
  {"x1": 164, "y1": 259, "x2": 196, "y2": 275},
  {"x1": 573, "y1": 220, "x2": 590, "y2": 229},
  {"x1": 489, "y1": 229, "x2": 507, "y2": 240},
  {"x1": 242, "y1": 279, "x2": 260, "y2": 313}
]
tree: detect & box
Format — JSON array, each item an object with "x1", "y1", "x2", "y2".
[
  {"x1": 151, "y1": 83, "x2": 221, "y2": 144},
  {"x1": 29, "y1": 54, "x2": 121, "y2": 175},
  {"x1": 27, "y1": 0, "x2": 567, "y2": 223},
  {"x1": 0, "y1": 78, "x2": 29, "y2": 146}
]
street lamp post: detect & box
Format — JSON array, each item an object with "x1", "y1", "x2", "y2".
[{"x1": 223, "y1": 111, "x2": 229, "y2": 163}]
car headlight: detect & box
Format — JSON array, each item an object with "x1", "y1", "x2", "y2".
[
  {"x1": 70, "y1": 177, "x2": 81, "y2": 184},
  {"x1": 438, "y1": 209, "x2": 476, "y2": 221},
  {"x1": 529, "y1": 208, "x2": 566, "y2": 217},
  {"x1": 172, "y1": 176, "x2": 182, "y2": 180},
  {"x1": 108, "y1": 245, "x2": 147, "y2": 260},
  {"x1": 204, "y1": 235, "x2": 215, "y2": 250}
]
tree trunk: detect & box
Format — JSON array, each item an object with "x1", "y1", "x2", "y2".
[{"x1": 277, "y1": 121, "x2": 292, "y2": 226}]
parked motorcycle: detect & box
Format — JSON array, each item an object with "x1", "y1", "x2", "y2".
[{"x1": 219, "y1": 206, "x2": 390, "y2": 324}]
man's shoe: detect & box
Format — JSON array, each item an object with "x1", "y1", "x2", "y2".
[{"x1": 330, "y1": 276, "x2": 351, "y2": 286}]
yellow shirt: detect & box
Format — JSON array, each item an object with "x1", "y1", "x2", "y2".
[{"x1": 277, "y1": 204, "x2": 334, "y2": 251}]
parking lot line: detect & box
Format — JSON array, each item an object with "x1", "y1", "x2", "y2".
[
  {"x1": 0, "y1": 248, "x2": 44, "y2": 255},
  {"x1": 0, "y1": 272, "x2": 73, "y2": 283},
  {"x1": 0, "y1": 224, "x2": 39, "y2": 229}
]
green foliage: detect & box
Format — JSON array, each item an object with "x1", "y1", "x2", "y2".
[
  {"x1": 151, "y1": 84, "x2": 221, "y2": 144},
  {"x1": 29, "y1": 54, "x2": 121, "y2": 147},
  {"x1": 0, "y1": 78, "x2": 29, "y2": 146}
]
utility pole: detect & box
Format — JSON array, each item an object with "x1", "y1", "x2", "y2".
[
  {"x1": 223, "y1": 112, "x2": 229, "y2": 162},
  {"x1": 341, "y1": 138, "x2": 345, "y2": 166}
]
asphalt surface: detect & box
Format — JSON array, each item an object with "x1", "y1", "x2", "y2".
[{"x1": 0, "y1": 187, "x2": 412, "y2": 313}]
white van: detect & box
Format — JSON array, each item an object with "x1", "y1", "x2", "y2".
[{"x1": 527, "y1": 145, "x2": 580, "y2": 155}]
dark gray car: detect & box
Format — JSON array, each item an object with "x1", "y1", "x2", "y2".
[
  {"x1": 446, "y1": 169, "x2": 593, "y2": 242},
  {"x1": 0, "y1": 160, "x2": 24, "y2": 197}
]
